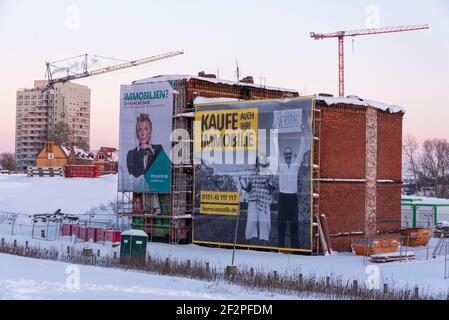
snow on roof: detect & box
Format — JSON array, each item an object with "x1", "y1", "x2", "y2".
[
  {"x1": 72, "y1": 147, "x2": 94, "y2": 160},
  {"x1": 109, "y1": 151, "x2": 119, "y2": 162},
  {"x1": 133, "y1": 74, "x2": 298, "y2": 93},
  {"x1": 61, "y1": 145, "x2": 71, "y2": 157},
  {"x1": 100, "y1": 147, "x2": 118, "y2": 153},
  {"x1": 315, "y1": 95, "x2": 405, "y2": 114},
  {"x1": 193, "y1": 96, "x2": 242, "y2": 105},
  {"x1": 122, "y1": 229, "x2": 148, "y2": 237},
  {"x1": 60, "y1": 145, "x2": 94, "y2": 160}
]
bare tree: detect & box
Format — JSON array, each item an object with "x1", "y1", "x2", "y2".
[
  {"x1": 420, "y1": 138, "x2": 449, "y2": 197},
  {"x1": 403, "y1": 135, "x2": 420, "y2": 193},
  {"x1": 0, "y1": 153, "x2": 15, "y2": 171},
  {"x1": 420, "y1": 139, "x2": 439, "y2": 195},
  {"x1": 73, "y1": 137, "x2": 90, "y2": 151},
  {"x1": 434, "y1": 139, "x2": 449, "y2": 197},
  {"x1": 49, "y1": 121, "x2": 73, "y2": 146}
]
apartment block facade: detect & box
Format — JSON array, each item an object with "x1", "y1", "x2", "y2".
[{"x1": 15, "y1": 80, "x2": 91, "y2": 171}]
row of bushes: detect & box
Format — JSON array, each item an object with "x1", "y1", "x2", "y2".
[{"x1": 0, "y1": 239, "x2": 445, "y2": 300}]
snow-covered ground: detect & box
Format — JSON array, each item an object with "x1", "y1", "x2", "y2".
[
  {"x1": 1, "y1": 174, "x2": 449, "y2": 299},
  {"x1": 2, "y1": 230, "x2": 448, "y2": 297},
  {"x1": 403, "y1": 195, "x2": 449, "y2": 205},
  {"x1": 0, "y1": 253, "x2": 310, "y2": 300},
  {"x1": 0, "y1": 174, "x2": 117, "y2": 214}
]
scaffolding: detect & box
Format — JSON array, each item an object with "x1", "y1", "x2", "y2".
[
  {"x1": 117, "y1": 80, "x2": 193, "y2": 244},
  {"x1": 312, "y1": 101, "x2": 322, "y2": 254},
  {"x1": 116, "y1": 77, "x2": 299, "y2": 246}
]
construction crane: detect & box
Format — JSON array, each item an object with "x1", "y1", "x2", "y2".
[
  {"x1": 43, "y1": 50, "x2": 184, "y2": 139},
  {"x1": 310, "y1": 24, "x2": 429, "y2": 97}
]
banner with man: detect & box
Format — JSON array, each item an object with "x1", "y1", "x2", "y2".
[{"x1": 193, "y1": 98, "x2": 314, "y2": 252}]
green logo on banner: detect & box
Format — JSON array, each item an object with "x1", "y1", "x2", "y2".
[{"x1": 144, "y1": 151, "x2": 171, "y2": 192}]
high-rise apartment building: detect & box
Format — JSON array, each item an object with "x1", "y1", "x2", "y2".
[{"x1": 15, "y1": 80, "x2": 91, "y2": 171}]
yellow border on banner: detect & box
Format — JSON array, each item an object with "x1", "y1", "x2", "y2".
[
  {"x1": 192, "y1": 240, "x2": 313, "y2": 253},
  {"x1": 192, "y1": 96, "x2": 316, "y2": 252}
]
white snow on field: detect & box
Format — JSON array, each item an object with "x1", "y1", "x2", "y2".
[
  {"x1": 404, "y1": 196, "x2": 449, "y2": 205},
  {"x1": 0, "y1": 174, "x2": 117, "y2": 214},
  {"x1": 1, "y1": 174, "x2": 449, "y2": 298},
  {"x1": 0, "y1": 253, "x2": 307, "y2": 300},
  {"x1": 2, "y1": 231, "x2": 449, "y2": 297}
]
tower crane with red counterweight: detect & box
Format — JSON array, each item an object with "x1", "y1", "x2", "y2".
[{"x1": 310, "y1": 24, "x2": 429, "y2": 97}]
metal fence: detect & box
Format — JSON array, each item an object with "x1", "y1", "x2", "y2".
[
  {"x1": 0, "y1": 211, "x2": 130, "y2": 242},
  {"x1": 401, "y1": 203, "x2": 449, "y2": 228}
]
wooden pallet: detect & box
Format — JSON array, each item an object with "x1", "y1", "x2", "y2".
[{"x1": 370, "y1": 252, "x2": 416, "y2": 263}]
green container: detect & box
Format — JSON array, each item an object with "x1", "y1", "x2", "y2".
[
  {"x1": 120, "y1": 229, "x2": 148, "y2": 264},
  {"x1": 153, "y1": 218, "x2": 170, "y2": 237},
  {"x1": 131, "y1": 216, "x2": 144, "y2": 230},
  {"x1": 153, "y1": 218, "x2": 162, "y2": 237}
]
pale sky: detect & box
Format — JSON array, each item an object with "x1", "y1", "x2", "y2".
[{"x1": 0, "y1": 0, "x2": 448, "y2": 153}]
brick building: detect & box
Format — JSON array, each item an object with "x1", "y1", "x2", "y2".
[
  {"x1": 93, "y1": 147, "x2": 119, "y2": 174},
  {"x1": 120, "y1": 74, "x2": 404, "y2": 253},
  {"x1": 15, "y1": 80, "x2": 91, "y2": 171},
  {"x1": 314, "y1": 95, "x2": 404, "y2": 252}
]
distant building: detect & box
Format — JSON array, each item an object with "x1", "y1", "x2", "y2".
[
  {"x1": 35, "y1": 141, "x2": 94, "y2": 169},
  {"x1": 15, "y1": 80, "x2": 91, "y2": 171},
  {"x1": 93, "y1": 147, "x2": 118, "y2": 174},
  {"x1": 35, "y1": 141, "x2": 69, "y2": 168}
]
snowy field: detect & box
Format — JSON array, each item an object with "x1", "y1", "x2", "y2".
[
  {"x1": 1, "y1": 174, "x2": 449, "y2": 299},
  {"x1": 0, "y1": 174, "x2": 117, "y2": 214},
  {"x1": 2, "y1": 231, "x2": 449, "y2": 297},
  {"x1": 404, "y1": 196, "x2": 449, "y2": 205},
  {"x1": 0, "y1": 253, "x2": 310, "y2": 300}
]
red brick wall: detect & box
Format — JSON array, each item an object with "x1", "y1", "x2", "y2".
[
  {"x1": 376, "y1": 183, "x2": 402, "y2": 233},
  {"x1": 316, "y1": 103, "x2": 404, "y2": 252},
  {"x1": 377, "y1": 112, "x2": 403, "y2": 181},
  {"x1": 319, "y1": 182, "x2": 366, "y2": 252},
  {"x1": 330, "y1": 235, "x2": 365, "y2": 253},
  {"x1": 319, "y1": 105, "x2": 366, "y2": 179}
]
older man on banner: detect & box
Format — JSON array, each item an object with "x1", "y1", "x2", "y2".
[
  {"x1": 273, "y1": 109, "x2": 307, "y2": 249},
  {"x1": 239, "y1": 154, "x2": 275, "y2": 245}
]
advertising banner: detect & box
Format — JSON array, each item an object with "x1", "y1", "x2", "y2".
[
  {"x1": 118, "y1": 81, "x2": 173, "y2": 193},
  {"x1": 193, "y1": 98, "x2": 314, "y2": 252}
]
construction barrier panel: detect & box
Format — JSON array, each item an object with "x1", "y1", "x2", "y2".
[
  {"x1": 27, "y1": 166, "x2": 64, "y2": 177},
  {"x1": 105, "y1": 229, "x2": 121, "y2": 243},
  {"x1": 86, "y1": 227, "x2": 96, "y2": 242},
  {"x1": 71, "y1": 225, "x2": 80, "y2": 238},
  {"x1": 78, "y1": 226, "x2": 87, "y2": 242},
  {"x1": 61, "y1": 224, "x2": 73, "y2": 237},
  {"x1": 65, "y1": 165, "x2": 101, "y2": 178},
  {"x1": 95, "y1": 228, "x2": 105, "y2": 243}
]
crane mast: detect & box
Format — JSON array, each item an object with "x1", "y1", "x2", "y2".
[{"x1": 310, "y1": 24, "x2": 429, "y2": 96}]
